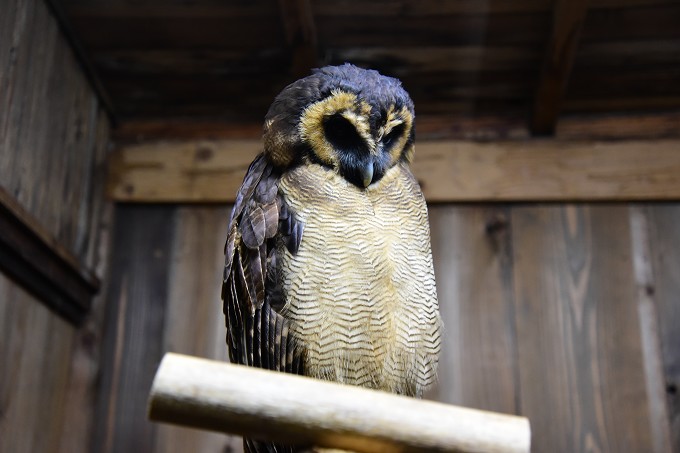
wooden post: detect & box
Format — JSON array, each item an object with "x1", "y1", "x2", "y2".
[{"x1": 148, "y1": 353, "x2": 531, "y2": 453}]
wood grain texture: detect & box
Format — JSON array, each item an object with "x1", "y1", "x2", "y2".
[
  {"x1": 87, "y1": 202, "x2": 680, "y2": 452},
  {"x1": 154, "y1": 207, "x2": 242, "y2": 453},
  {"x1": 628, "y1": 206, "x2": 673, "y2": 453},
  {"x1": 645, "y1": 205, "x2": 680, "y2": 451},
  {"x1": 149, "y1": 353, "x2": 531, "y2": 453},
  {"x1": 93, "y1": 206, "x2": 175, "y2": 453},
  {"x1": 0, "y1": 0, "x2": 109, "y2": 264},
  {"x1": 427, "y1": 206, "x2": 519, "y2": 415},
  {"x1": 107, "y1": 139, "x2": 680, "y2": 203},
  {"x1": 94, "y1": 205, "x2": 243, "y2": 453},
  {"x1": 0, "y1": 274, "x2": 76, "y2": 453},
  {"x1": 0, "y1": 0, "x2": 111, "y2": 451},
  {"x1": 56, "y1": 108, "x2": 113, "y2": 453},
  {"x1": 511, "y1": 205, "x2": 661, "y2": 452}
]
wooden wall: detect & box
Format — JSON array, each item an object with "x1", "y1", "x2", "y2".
[
  {"x1": 98, "y1": 202, "x2": 679, "y2": 453},
  {"x1": 0, "y1": 0, "x2": 111, "y2": 451},
  {"x1": 428, "y1": 204, "x2": 678, "y2": 452},
  {"x1": 95, "y1": 206, "x2": 242, "y2": 453}
]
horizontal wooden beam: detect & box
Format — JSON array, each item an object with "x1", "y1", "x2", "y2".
[
  {"x1": 108, "y1": 139, "x2": 680, "y2": 203},
  {"x1": 149, "y1": 353, "x2": 531, "y2": 453},
  {"x1": 0, "y1": 186, "x2": 100, "y2": 325}
]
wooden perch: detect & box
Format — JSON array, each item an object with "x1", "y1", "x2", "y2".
[{"x1": 148, "y1": 353, "x2": 531, "y2": 453}]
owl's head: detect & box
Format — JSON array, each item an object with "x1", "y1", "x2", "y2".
[{"x1": 263, "y1": 64, "x2": 415, "y2": 189}]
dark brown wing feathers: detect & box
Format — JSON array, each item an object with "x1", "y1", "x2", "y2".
[
  {"x1": 223, "y1": 153, "x2": 309, "y2": 453},
  {"x1": 222, "y1": 152, "x2": 305, "y2": 374}
]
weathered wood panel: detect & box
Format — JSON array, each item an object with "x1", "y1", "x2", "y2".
[
  {"x1": 94, "y1": 206, "x2": 174, "y2": 453},
  {"x1": 0, "y1": 0, "x2": 111, "y2": 452},
  {"x1": 510, "y1": 205, "x2": 664, "y2": 452},
  {"x1": 107, "y1": 139, "x2": 680, "y2": 203},
  {"x1": 0, "y1": 0, "x2": 108, "y2": 265},
  {"x1": 95, "y1": 205, "x2": 242, "y2": 453},
  {"x1": 155, "y1": 207, "x2": 242, "y2": 453},
  {"x1": 428, "y1": 206, "x2": 518, "y2": 414},
  {"x1": 0, "y1": 274, "x2": 76, "y2": 453},
  {"x1": 645, "y1": 205, "x2": 680, "y2": 451},
  {"x1": 98, "y1": 202, "x2": 680, "y2": 452}
]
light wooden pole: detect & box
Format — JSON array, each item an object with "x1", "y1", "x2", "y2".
[{"x1": 148, "y1": 353, "x2": 531, "y2": 453}]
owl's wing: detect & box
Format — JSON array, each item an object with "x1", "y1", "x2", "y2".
[{"x1": 222, "y1": 153, "x2": 305, "y2": 374}]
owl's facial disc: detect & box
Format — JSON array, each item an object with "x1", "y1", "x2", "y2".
[
  {"x1": 300, "y1": 90, "x2": 413, "y2": 189},
  {"x1": 300, "y1": 90, "x2": 377, "y2": 188},
  {"x1": 322, "y1": 113, "x2": 378, "y2": 188}
]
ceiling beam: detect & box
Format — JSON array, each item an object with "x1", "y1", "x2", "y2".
[
  {"x1": 277, "y1": 0, "x2": 319, "y2": 77},
  {"x1": 530, "y1": 0, "x2": 590, "y2": 136},
  {"x1": 107, "y1": 139, "x2": 680, "y2": 203}
]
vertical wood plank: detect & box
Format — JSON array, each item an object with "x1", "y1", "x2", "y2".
[
  {"x1": 94, "y1": 206, "x2": 175, "y2": 453},
  {"x1": 428, "y1": 205, "x2": 519, "y2": 415},
  {"x1": 511, "y1": 205, "x2": 657, "y2": 452},
  {"x1": 154, "y1": 206, "x2": 243, "y2": 453},
  {"x1": 628, "y1": 206, "x2": 673, "y2": 453},
  {"x1": 0, "y1": 274, "x2": 76, "y2": 453},
  {"x1": 646, "y1": 205, "x2": 680, "y2": 451},
  {"x1": 57, "y1": 112, "x2": 113, "y2": 453},
  {"x1": 93, "y1": 206, "x2": 244, "y2": 453}
]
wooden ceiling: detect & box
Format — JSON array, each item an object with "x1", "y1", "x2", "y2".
[{"x1": 57, "y1": 0, "x2": 680, "y2": 136}]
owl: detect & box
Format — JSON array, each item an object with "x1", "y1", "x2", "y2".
[{"x1": 222, "y1": 64, "x2": 441, "y2": 453}]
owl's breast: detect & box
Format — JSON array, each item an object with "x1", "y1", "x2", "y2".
[{"x1": 277, "y1": 163, "x2": 441, "y2": 397}]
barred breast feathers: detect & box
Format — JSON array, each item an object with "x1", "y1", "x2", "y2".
[{"x1": 278, "y1": 162, "x2": 441, "y2": 397}]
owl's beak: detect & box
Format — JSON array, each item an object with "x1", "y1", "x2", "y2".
[{"x1": 361, "y1": 161, "x2": 374, "y2": 188}]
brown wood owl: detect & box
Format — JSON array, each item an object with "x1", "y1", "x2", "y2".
[{"x1": 222, "y1": 64, "x2": 441, "y2": 453}]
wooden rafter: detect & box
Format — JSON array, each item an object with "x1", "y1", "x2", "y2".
[
  {"x1": 107, "y1": 139, "x2": 680, "y2": 203},
  {"x1": 531, "y1": 0, "x2": 591, "y2": 135},
  {"x1": 277, "y1": 0, "x2": 318, "y2": 77}
]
